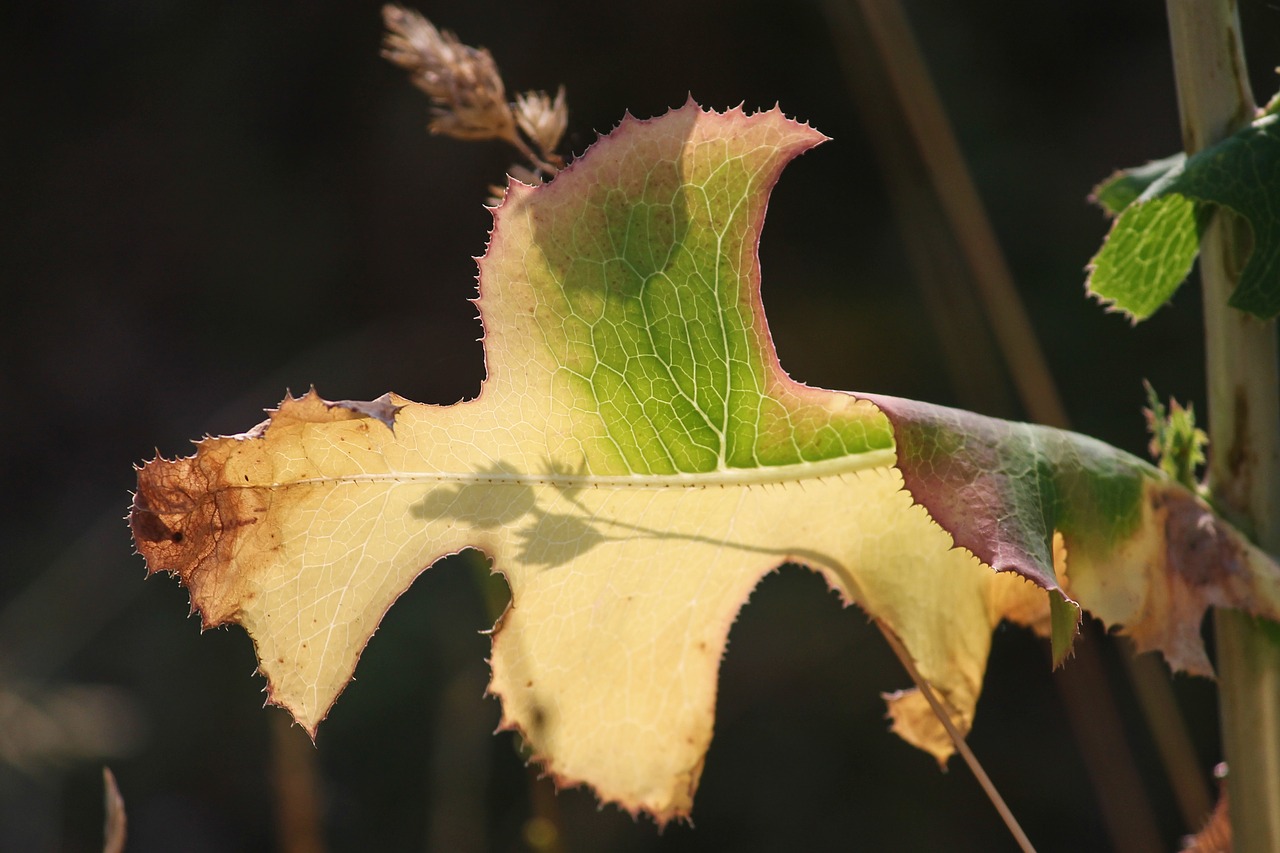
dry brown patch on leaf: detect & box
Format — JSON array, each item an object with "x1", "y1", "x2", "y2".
[
  {"x1": 1083, "y1": 483, "x2": 1280, "y2": 676},
  {"x1": 131, "y1": 447, "x2": 262, "y2": 627},
  {"x1": 130, "y1": 391, "x2": 401, "y2": 629}
]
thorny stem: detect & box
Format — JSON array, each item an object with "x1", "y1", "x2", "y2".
[{"x1": 877, "y1": 622, "x2": 1037, "y2": 853}]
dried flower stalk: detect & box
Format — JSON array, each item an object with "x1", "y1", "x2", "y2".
[{"x1": 381, "y1": 5, "x2": 568, "y2": 179}]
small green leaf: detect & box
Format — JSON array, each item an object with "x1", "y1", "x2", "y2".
[
  {"x1": 1087, "y1": 193, "x2": 1200, "y2": 320},
  {"x1": 1087, "y1": 107, "x2": 1280, "y2": 320}
]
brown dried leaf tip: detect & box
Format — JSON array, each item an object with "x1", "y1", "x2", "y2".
[{"x1": 381, "y1": 4, "x2": 567, "y2": 178}]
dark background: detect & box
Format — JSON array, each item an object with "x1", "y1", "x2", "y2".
[{"x1": 3, "y1": 0, "x2": 1278, "y2": 850}]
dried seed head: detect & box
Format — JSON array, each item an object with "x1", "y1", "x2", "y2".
[
  {"x1": 514, "y1": 87, "x2": 568, "y2": 164},
  {"x1": 381, "y1": 5, "x2": 569, "y2": 178},
  {"x1": 381, "y1": 4, "x2": 517, "y2": 143}
]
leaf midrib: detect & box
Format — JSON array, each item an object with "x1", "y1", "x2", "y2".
[{"x1": 264, "y1": 448, "x2": 897, "y2": 491}]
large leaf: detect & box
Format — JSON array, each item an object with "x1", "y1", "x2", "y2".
[
  {"x1": 1088, "y1": 103, "x2": 1280, "y2": 320},
  {"x1": 131, "y1": 102, "x2": 1280, "y2": 823}
]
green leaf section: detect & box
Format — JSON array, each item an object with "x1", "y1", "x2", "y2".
[
  {"x1": 499, "y1": 105, "x2": 893, "y2": 476},
  {"x1": 1088, "y1": 107, "x2": 1280, "y2": 320},
  {"x1": 1088, "y1": 194, "x2": 1200, "y2": 320},
  {"x1": 862, "y1": 394, "x2": 1153, "y2": 661}
]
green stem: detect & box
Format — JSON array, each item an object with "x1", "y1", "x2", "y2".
[{"x1": 1165, "y1": 2, "x2": 1280, "y2": 850}]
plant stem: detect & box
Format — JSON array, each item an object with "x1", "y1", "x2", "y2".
[
  {"x1": 504, "y1": 130, "x2": 561, "y2": 179},
  {"x1": 1165, "y1": 2, "x2": 1280, "y2": 850},
  {"x1": 877, "y1": 622, "x2": 1037, "y2": 853}
]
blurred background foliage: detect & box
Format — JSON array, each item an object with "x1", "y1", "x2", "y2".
[{"x1": 3, "y1": 0, "x2": 1279, "y2": 850}]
